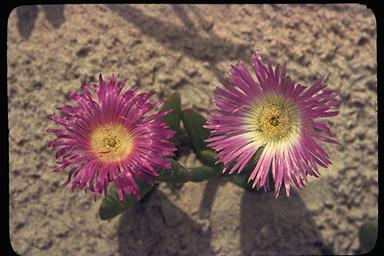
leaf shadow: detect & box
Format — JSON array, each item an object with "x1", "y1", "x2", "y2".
[{"x1": 198, "y1": 177, "x2": 220, "y2": 219}]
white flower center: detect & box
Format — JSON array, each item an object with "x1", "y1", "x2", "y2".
[{"x1": 250, "y1": 94, "x2": 300, "y2": 144}]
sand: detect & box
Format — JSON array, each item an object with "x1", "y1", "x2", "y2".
[{"x1": 8, "y1": 4, "x2": 377, "y2": 255}]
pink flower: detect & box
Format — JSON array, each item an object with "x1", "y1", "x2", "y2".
[
  {"x1": 205, "y1": 51, "x2": 340, "y2": 197},
  {"x1": 48, "y1": 74, "x2": 176, "y2": 201}
]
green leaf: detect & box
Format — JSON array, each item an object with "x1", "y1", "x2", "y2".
[
  {"x1": 155, "y1": 159, "x2": 190, "y2": 183},
  {"x1": 199, "y1": 149, "x2": 218, "y2": 167},
  {"x1": 240, "y1": 147, "x2": 264, "y2": 176},
  {"x1": 230, "y1": 171, "x2": 275, "y2": 193},
  {"x1": 160, "y1": 92, "x2": 181, "y2": 145},
  {"x1": 231, "y1": 174, "x2": 254, "y2": 191},
  {"x1": 99, "y1": 180, "x2": 153, "y2": 220},
  {"x1": 155, "y1": 159, "x2": 217, "y2": 183},
  {"x1": 181, "y1": 109, "x2": 210, "y2": 157},
  {"x1": 223, "y1": 147, "x2": 275, "y2": 193},
  {"x1": 221, "y1": 147, "x2": 264, "y2": 179},
  {"x1": 359, "y1": 221, "x2": 377, "y2": 252},
  {"x1": 188, "y1": 165, "x2": 218, "y2": 182}
]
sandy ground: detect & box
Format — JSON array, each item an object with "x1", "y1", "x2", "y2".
[{"x1": 8, "y1": 4, "x2": 377, "y2": 255}]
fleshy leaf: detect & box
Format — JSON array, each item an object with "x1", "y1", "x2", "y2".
[
  {"x1": 238, "y1": 147, "x2": 264, "y2": 176},
  {"x1": 231, "y1": 171, "x2": 275, "y2": 192},
  {"x1": 225, "y1": 147, "x2": 274, "y2": 192},
  {"x1": 359, "y1": 221, "x2": 378, "y2": 253},
  {"x1": 231, "y1": 174, "x2": 254, "y2": 191},
  {"x1": 155, "y1": 159, "x2": 217, "y2": 183},
  {"x1": 188, "y1": 165, "x2": 218, "y2": 182},
  {"x1": 221, "y1": 147, "x2": 264, "y2": 179},
  {"x1": 160, "y1": 92, "x2": 181, "y2": 145},
  {"x1": 155, "y1": 159, "x2": 190, "y2": 183},
  {"x1": 199, "y1": 149, "x2": 218, "y2": 167},
  {"x1": 99, "y1": 180, "x2": 153, "y2": 220},
  {"x1": 181, "y1": 109, "x2": 210, "y2": 157}
]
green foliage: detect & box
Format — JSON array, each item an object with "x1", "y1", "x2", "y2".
[
  {"x1": 181, "y1": 109, "x2": 210, "y2": 157},
  {"x1": 99, "y1": 102, "x2": 273, "y2": 220},
  {"x1": 100, "y1": 158, "x2": 217, "y2": 220},
  {"x1": 180, "y1": 110, "x2": 272, "y2": 193},
  {"x1": 99, "y1": 180, "x2": 153, "y2": 220},
  {"x1": 359, "y1": 221, "x2": 378, "y2": 253},
  {"x1": 160, "y1": 93, "x2": 182, "y2": 145},
  {"x1": 224, "y1": 147, "x2": 275, "y2": 193},
  {"x1": 156, "y1": 159, "x2": 190, "y2": 183},
  {"x1": 156, "y1": 158, "x2": 217, "y2": 183},
  {"x1": 199, "y1": 149, "x2": 218, "y2": 167},
  {"x1": 230, "y1": 174, "x2": 254, "y2": 191},
  {"x1": 188, "y1": 166, "x2": 218, "y2": 182}
]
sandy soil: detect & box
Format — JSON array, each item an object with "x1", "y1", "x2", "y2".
[{"x1": 8, "y1": 4, "x2": 377, "y2": 255}]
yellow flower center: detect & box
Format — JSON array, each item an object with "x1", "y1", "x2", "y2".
[
  {"x1": 251, "y1": 94, "x2": 300, "y2": 143},
  {"x1": 90, "y1": 123, "x2": 133, "y2": 163}
]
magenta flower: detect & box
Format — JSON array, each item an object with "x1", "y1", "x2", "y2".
[
  {"x1": 48, "y1": 74, "x2": 176, "y2": 201},
  {"x1": 205, "y1": 51, "x2": 340, "y2": 197}
]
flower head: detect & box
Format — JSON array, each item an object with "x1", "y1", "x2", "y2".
[
  {"x1": 48, "y1": 74, "x2": 176, "y2": 201},
  {"x1": 205, "y1": 51, "x2": 340, "y2": 197}
]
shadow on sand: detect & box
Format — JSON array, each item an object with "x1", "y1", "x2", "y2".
[
  {"x1": 15, "y1": 5, "x2": 65, "y2": 39},
  {"x1": 117, "y1": 178, "x2": 333, "y2": 255},
  {"x1": 117, "y1": 189, "x2": 216, "y2": 256},
  {"x1": 13, "y1": 4, "x2": 334, "y2": 255},
  {"x1": 112, "y1": 7, "x2": 333, "y2": 253},
  {"x1": 240, "y1": 190, "x2": 333, "y2": 255},
  {"x1": 106, "y1": 4, "x2": 253, "y2": 79}
]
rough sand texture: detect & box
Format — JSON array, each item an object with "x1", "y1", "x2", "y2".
[{"x1": 9, "y1": 4, "x2": 377, "y2": 255}]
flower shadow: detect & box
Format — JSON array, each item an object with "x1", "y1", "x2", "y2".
[
  {"x1": 117, "y1": 189, "x2": 215, "y2": 256},
  {"x1": 240, "y1": 190, "x2": 333, "y2": 255},
  {"x1": 41, "y1": 5, "x2": 65, "y2": 29},
  {"x1": 15, "y1": 5, "x2": 65, "y2": 39},
  {"x1": 16, "y1": 5, "x2": 39, "y2": 39}
]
